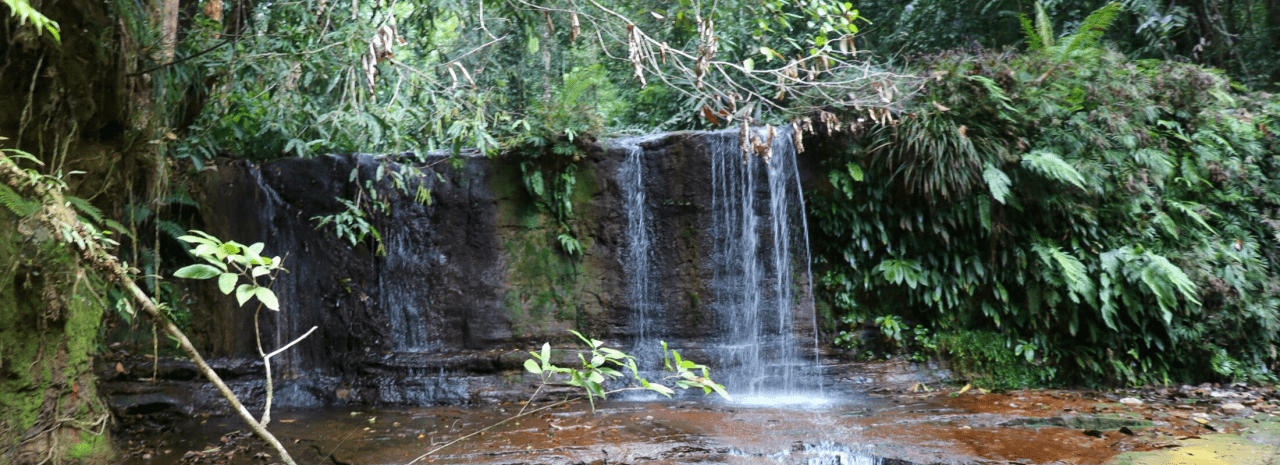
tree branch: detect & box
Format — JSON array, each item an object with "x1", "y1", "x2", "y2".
[{"x1": 0, "y1": 153, "x2": 299, "y2": 465}]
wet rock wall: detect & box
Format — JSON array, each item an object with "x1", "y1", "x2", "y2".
[{"x1": 165, "y1": 132, "x2": 743, "y2": 409}]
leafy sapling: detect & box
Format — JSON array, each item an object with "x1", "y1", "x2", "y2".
[
  {"x1": 522, "y1": 330, "x2": 730, "y2": 412},
  {"x1": 407, "y1": 332, "x2": 730, "y2": 464},
  {"x1": 174, "y1": 230, "x2": 316, "y2": 426},
  {"x1": 174, "y1": 230, "x2": 283, "y2": 310}
]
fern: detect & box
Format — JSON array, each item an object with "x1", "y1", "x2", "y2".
[
  {"x1": 1166, "y1": 200, "x2": 1216, "y2": 233},
  {"x1": 982, "y1": 163, "x2": 1012, "y2": 204},
  {"x1": 65, "y1": 195, "x2": 103, "y2": 224},
  {"x1": 1062, "y1": 2, "x2": 1122, "y2": 53},
  {"x1": 1019, "y1": 14, "x2": 1045, "y2": 52},
  {"x1": 157, "y1": 220, "x2": 188, "y2": 242},
  {"x1": 1032, "y1": 241, "x2": 1094, "y2": 303},
  {"x1": 1019, "y1": 1, "x2": 1054, "y2": 51},
  {"x1": 1021, "y1": 150, "x2": 1087, "y2": 190},
  {"x1": 1, "y1": 0, "x2": 60, "y2": 42},
  {"x1": 0, "y1": 184, "x2": 38, "y2": 217},
  {"x1": 1139, "y1": 252, "x2": 1200, "y2": 324}
]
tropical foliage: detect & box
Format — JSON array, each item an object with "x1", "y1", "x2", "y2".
[
  {"x1": 854, "y1": 0, "x2": 1279, "y2": 91},
  {"x1": 812, "y1": 4, "x2": 1280, "y2": 386}
]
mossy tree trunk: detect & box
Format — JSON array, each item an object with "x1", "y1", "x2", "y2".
[
  {"x1": 1, "y1": 0, "x2": 176, "y2": 462},
  {"x1": 0, "y1": 221, "x2": 114, "y2": 464}
]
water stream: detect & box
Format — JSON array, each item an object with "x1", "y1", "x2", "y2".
[
  {"x1": 617, "y1": 135, "x2": 662, "y2": 368},
  {"x1": 618, "y1": 127, "x2": 821, "y2": 398}
]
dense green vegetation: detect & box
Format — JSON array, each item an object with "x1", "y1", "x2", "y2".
[
  {"x1": 811, "y1": 5, "x2": 1280, "y2": 387},
  {"x1": 3, "y1": 9, "x2": 1280, "y2": 459}
]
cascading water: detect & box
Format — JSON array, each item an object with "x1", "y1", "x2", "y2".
[
  {"x1": 381, "y1": 228, "x2": 439, "y2": 352},
  {"x1": 618, "y1": 127, "x2": 821, "y2": 399},
  {"x1": 708, "y1": 126, "x2": 817, "y2": 397},
  {"x1": 617, "y1": 137, "x2": 661, "y2": 366}
]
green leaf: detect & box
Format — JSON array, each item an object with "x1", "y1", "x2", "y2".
[
  {"x1": 646, "y1": 382, "x2": 675, "y2": 397},
  {"x1": 177, "y1": 235, "x2": 215, "y2": 246},
  {"x1": 1022, "y1": 150, "x2": 1086, "y2": 190},
  {"x1": 846, "y1": 162, "x2": 863, "y2": 182},
  {"x1": 982, "y1": 164, "x2": 1012, "y2": 204},
  {"x1": 256, "y1": 287, "x2": 280, "y2": 311},
  {"x1": 235, "y1": 284, "x2": 255, "y2": 307},
  {"x1": 523, "y1": 358, "x2": 542, "y2": 374},
  {"x1": 217, "y1": 273, "x2": 238, "y2": 294},
  {"x1": 175, "y1": 264, "x2": 221, "y2": 280},
  {"x1": 219, "y1": 242, "x2": 241, "y2": 256}
]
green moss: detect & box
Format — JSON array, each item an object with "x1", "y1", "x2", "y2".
[
  {"x1": 937, "y1": 329, "x2": 1054, "y2": 390},
  {"x1": 491, "y1": 157, "x2": 611, "y2": 340},
  {"x1": 0, "y1": 219, "x2": 114, "y2": 462},
  {"x1": 67, "y1": 430, "x2": 108, "y2": 461}
]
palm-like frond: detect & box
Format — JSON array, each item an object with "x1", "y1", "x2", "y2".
[{"x1": 1021, "y1": 150, "x2": 1087, "y2": 190}]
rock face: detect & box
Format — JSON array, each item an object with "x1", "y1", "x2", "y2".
[{"x1": 135, "y1": 130, "x2": 822, "y2": 411}]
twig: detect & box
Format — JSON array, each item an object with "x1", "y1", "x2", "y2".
[
  {"x1": 265, "y1": 325, "x2": 318, "y2": 359},
  {"x1": 405, "y1": 397, "x2": 579, "y2": 465},
  {"x1": 127, "y1": 39, "x2": 232, "y2": 76}
]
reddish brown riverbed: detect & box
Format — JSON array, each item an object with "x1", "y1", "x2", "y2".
[{"x1": 119, "y1": 388, "x2": 1269, "y2": 465}]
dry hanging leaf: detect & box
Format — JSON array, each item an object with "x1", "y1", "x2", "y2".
[
  {"x1": 702, "y1": 106, "x2": 720, "y2": 125},
  {"x1": 570, "y1": 14, "x2": 580, "y2": 43}
]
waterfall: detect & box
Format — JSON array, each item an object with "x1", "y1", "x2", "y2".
[
  {"x1": 617, "y1": 135, "x2": 665, "y2": 369},
  {"x1": 618, "y1": 127, "x2": 820, "y2": 398},
  {"x1": 708, "y1": 127, "x2": 815, "y2": 396},
  {"x1": 381, "y1": 228, "x2": 438, "y2": 352}
]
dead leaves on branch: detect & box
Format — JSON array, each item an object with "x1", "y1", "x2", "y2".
[{"x1": 361, "y1": 21, "x2": 406, "y2": 93}]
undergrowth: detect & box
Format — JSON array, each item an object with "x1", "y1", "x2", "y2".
[{"x1": 812, "y1": 4, "x2": 1280, "y2": 388}]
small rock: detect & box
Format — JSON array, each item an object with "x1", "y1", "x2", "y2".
[
  {"x1": 1221, "y1": 402, "x2": 1247, "y2": 411},
  {"x1": 1191, "y1": 412, "x2": 1212, "y2": 421},
  {"x1": 1119, "y1": 397, "x2": 1144, "y2": 406},
  {"x1": 644, "y1": 416, "x2": 654, "y2": 421}
]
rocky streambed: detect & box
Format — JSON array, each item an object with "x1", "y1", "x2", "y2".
[{"x1": 110, "y1": 372, "x2": 1280, "y2": 465}]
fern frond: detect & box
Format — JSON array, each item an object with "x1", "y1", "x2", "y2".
[
  {"x1": 1021, "y1": 150, "x2": 1087, "y2": 190},
  {"x1": 1132, "y1": 148, "x2": 1175, "y2": 180},
  {"x1": 0, "y1": 184, "x2": 38, "y2": 217},
  {"x1": 1139, "y1": 252, "x2": 1200, "y2": 324},
  {"x1": 1034, "y1": 1, "x2": 1054, "y2": 50},
  {"x1": 166, "y1": 190, "x2": 199, "y2": 207},
  {"x1": 1, "y1": 0, "x2": 61, "y2": 42},
  {"x1": 1063, "y1": 2, "x2": 1121, "y2": 52},
  {"x1": 157, "y1": 220, "x2": 188, "y2": 242},
  {"x1": 1019, "y1": 14, "x2": 1045, "y2": 51},
  {"x1": 65, "y1": 195, "x2": 103, "y2": 224},
  {"x1": 1166, "y1": 200, "x2": 1216, "y2": 233},
  {"x1": 1033, "y1": 240, "x2": 1094, "y2": 301},
  {"x1": 982, "y1": 164, "x2": 1012, "y2": 204}
]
